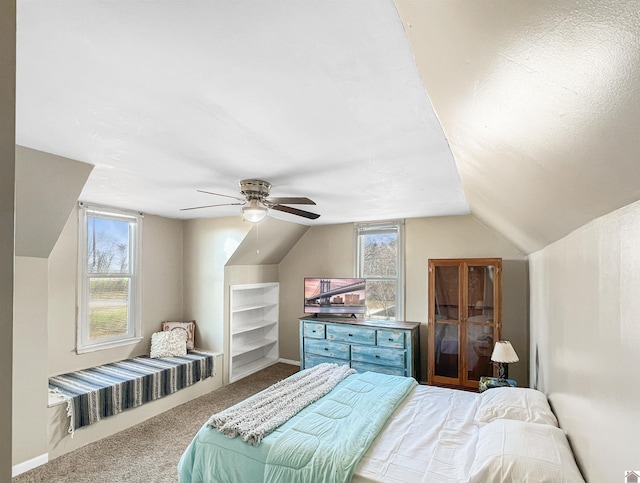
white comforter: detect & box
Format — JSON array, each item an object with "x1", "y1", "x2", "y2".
[{"x1": 354, "y1": 385, "x2": 480, "y2": 483}]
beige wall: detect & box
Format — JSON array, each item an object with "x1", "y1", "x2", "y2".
[
  {"x1": 48, "y1": 207, "x2": 184, "y2": 375},
  {"x1": 529, "y1": 199, "x2": 640, "y2": 482},
  {"x1": 183, "y1": 216, "x2": 250, "y2": 358},
  {"x1": 12, "y1": 258, "x2": 49, "y2": 466},
  {"x1": 405, "y1": 216, "x2": 529, "y2": 383},
  {"x1": 279, "y1": 223, "x2": 356, "y2": 363},
  {"x1": 1, "y1": 1, "x2": 15, "y2": 480},
  {"x1": 278, "y1": 216, "x2": 529, "y2": 384}
]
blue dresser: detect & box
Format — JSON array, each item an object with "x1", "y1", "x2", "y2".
[{"x1": 299, "y1": 317, "x2": 421, "y2": 379}]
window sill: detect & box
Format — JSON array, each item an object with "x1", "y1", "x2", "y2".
[{"x1": 76, "y1": 336, "x2": 144, "y2": 354}]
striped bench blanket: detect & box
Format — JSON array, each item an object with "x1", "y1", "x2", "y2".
[{"x1": 49, "y1": 351, "x2": 215, "y2": 435}]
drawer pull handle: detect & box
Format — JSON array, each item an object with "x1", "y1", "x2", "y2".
[
  {"x1": 348, "y1": 333, "x2": 353, "y2": 337},
  {"x1": 388, "y1": 338, "x2": 394, "y2": 341},
  {"x1": 324, "y1": 347, "x2": 329, "y2": 351},
  {"x1": 375, "y1": 355, "x2": 380, "y2": 358}
]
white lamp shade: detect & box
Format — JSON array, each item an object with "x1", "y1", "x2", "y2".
[
  {"x1": 491, "y1": 340, "x2": 519, "y2": 363},
  {"x1": 242, "y1": 200, "x2": 268, "y2": 223}
]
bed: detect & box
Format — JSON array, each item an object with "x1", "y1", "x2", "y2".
[{"x1": 178, "y1": 364, "x2": 584, "y2": 482}]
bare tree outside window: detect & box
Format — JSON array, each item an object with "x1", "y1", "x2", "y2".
[
  {"x1": 356, "y1": 222, "x2": 404, "y2": 319},
  {"x1": 78, "y1": 204, "x2": 142, "y2": 353},
  {"x1": 86, "y1": 216, "x2": 131, "y2": 340}
]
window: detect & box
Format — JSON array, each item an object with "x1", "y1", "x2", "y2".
[
  {"x1": 77, "y1": 203, "x2": 143, "y2": 353},
  {"x1": 355, "y1": 220, "x2": 404, "y2": 320}
]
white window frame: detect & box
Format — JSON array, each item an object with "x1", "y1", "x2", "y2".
[
  {"x1": 355, "y1": 220, "x2": 404, "y2": 320},
  {"x1": 77, "y1": 202, "x2": 143, "y2": 353}
]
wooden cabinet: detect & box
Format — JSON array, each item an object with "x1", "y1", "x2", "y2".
[
  {"x1": 428, "y1": 258, "x2": 501, "y2": 389},
  {"x1": 299, "y1": 317, "x2": 420, "y2": 379},
  {"x1": 229, "y1": 282, "x2": 279, "y2": 382}
]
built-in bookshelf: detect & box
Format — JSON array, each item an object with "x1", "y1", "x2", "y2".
[{"x1": 229, "y1": 282, "x2": 279, "y2": 382}]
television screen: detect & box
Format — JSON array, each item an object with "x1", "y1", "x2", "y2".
[{"x1": 304, "y1": 277, "x2": 366, "y2": 315}]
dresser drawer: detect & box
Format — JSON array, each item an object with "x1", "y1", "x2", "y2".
[
  {"x1": 326, "y1": 325, "x2": 376, "y2": 345},
  {"x1": 304, "y1": 338, "x2": 350, "y2": 360},
  {"x1": 305, "y1": 353, "x2": 352, "y2": 369},
  {"x1": 377, "y1": 329, "x2": 406, "y2": 348},
  {"x1": 351, "y1": 361, "x2": 406, "y2": 377},
  {"x1": 303, "y1": 322, "x2": 325, "y2": 339},
  {"x1": 351, "y1": 345, "x2": 406, "y2": 368}
]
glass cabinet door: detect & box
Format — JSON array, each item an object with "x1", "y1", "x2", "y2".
[
  {"x1": 434, "y1": 322, "x2": 459, "y2": 378},
  {"x1": 466, "y1": 265, "x2": 494, "y2": 324},
  {"x1": 434, "y1": 265, "x2": 459, "y2": 321},
  {"x1": 465, "y1": 323, "x2": 494, "y2": 382},
  {"x1": 429, "y1": 258, "x2": 501, "y2": 388},
  {"x1": 465, "y1": 265, "x2": 495, "y2": 382},
  {"x1": 430, "y1": 263, "x2": 462, "y2": 384}
]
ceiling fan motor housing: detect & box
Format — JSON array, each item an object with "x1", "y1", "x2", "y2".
[{"x1": 239, "y1": 179, "x2": 271, "y2": 200}]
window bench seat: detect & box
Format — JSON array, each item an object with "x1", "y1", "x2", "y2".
[{"x1": 48, "y1": 351, "x2": 216, "y2": 435}]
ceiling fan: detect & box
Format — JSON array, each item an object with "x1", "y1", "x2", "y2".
[{"x1": 181, "y1": 179, "x2": 320, "y2": 223}]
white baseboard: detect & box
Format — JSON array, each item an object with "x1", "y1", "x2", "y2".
[
  {"x1": 12, "y1": 453, "x2": 48, "y2": 477},
  {"x1": 278, "y1": 358, "x2": 300, "y2": 366}
]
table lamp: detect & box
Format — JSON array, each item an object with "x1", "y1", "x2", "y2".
[{"x1": 491, "y1": 340, "x2": 519, "y2": 385}]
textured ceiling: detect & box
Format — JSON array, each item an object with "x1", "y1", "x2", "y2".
[
  {"x1": 16, "y1": 0, "x2": 468, "y2": 227},
  {"x1": 396, "y1": 0, "x2": 640, "y2": 253},
  {"x1": 16, "y1": 0, "x2": 640, "y2": 254}
]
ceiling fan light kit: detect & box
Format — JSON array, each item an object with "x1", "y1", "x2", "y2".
[
  {"x1": 242, "y1": 198, "x2": 268, "y2": 223},
  {"x1": 182, "y1": 178, "x2": 320, "y2": 222}
]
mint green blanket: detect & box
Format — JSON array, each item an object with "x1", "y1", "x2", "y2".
[
  {"x1": 264, "y1": 371, "x2": 417, "y2": 483},
  {"x1": 178, "y1": 371, "x2": 416, "y2": 483}
]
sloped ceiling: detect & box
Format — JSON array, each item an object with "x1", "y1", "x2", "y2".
[
  {"x1": 15, "y1": 146, "x2": 93, "y2": 257},
  {"x1": 16, "y1": 0, "x2": 468, "y2": 227},
  {"x1": 395, "y1": 0, "x2": 640, "y2": 253},
  {"x1": 15, "y1": 1, "x2": 640, "y2": 254},
  {"x1": 226, "y1": 217, "x2": 309, "y2": 266}
]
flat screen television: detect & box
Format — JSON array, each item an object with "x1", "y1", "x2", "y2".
[{"x1": 304, "y1": 277, "x2": 366, "y2": 316}]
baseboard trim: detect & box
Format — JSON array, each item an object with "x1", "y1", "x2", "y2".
[
  {"x1": 278, "y1": 358, "x2": 300, "y2": 366},
  {"x1": 12, "y1": 453, "x2": 48, "y2": 477}
]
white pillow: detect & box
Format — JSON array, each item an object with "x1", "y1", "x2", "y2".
[
  {"x1": 468, "y1": 419, "x2": 584, "y2": 482},
  {"x1": 162, "y1": 320, "x2": 196, "y2": 350},
  {"x1": 475, "y1": 387, "x2": 558, "y2": 426},
  {"x1": 150, "y1": 330, "x2": 188, "y2": 358}
]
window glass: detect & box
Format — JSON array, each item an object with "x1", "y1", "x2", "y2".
[
  {"x1": 356, "y1": 221, "x2": 403, "y2": 319},
  {"x1": 78, "y1": 204, "x2": 142, "y2": 352},
  {"x1": 87, "y1": 216, "x2": 130, "y2": 274}
]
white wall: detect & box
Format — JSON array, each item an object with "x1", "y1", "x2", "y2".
[
  {"x1": 0, "y1": 2, "x2": 15, "y2": 480},
  {"x1": 529, "y1": 199, "x2": 640, "y2": 482},
  {"x1": 48, "y1": 207, "x2": 185, "y2": 374}
]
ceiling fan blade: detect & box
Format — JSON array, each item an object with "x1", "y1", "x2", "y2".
[
  {"x1": 197, "y1": 189, "x2": 245, "y2": 202},
  {"x1": 266, "y1": 196, "x2": 316, "y2": 205},
  {"x1": 271, "y1": 204, "x2": 320, "y2": 220},
  {"x1": 180, "y1": 202, "x2": 244, "y2": 211}
]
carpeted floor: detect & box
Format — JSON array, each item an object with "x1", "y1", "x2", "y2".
[{"x1": 13, "y1": 363, "x2": 299, "y2": 483}]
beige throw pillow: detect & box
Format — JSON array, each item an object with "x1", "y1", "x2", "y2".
[{"x1": 150, "y1": 330, "x2": 188, "y2": 358}]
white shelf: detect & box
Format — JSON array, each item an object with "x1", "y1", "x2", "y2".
[
  {"x1": 229, "y1": 282, "x2": 279, "y2": 382},
  {"x1": 231, "y1": 302, "x2": 278, "y2": 313},
  {"x1": 232, "y1": 338, "x2": 277, "y2": 357},
  {"x1": 233, "y1": 320, "x2": 277, "y2": 335},
  {"x1": 230, "y1": 357, "x2": 279, "y2": 383}
]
